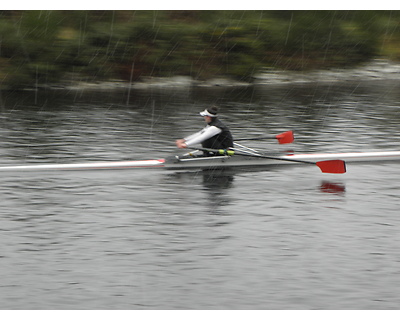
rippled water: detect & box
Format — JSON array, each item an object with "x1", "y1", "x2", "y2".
[{"x1": 0, "y1": 81, "x2": 400, "y2": 309}]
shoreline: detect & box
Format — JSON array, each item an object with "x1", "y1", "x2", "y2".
[{"x1": 11, "y1": 59, "x2": 400, "y2": 92}]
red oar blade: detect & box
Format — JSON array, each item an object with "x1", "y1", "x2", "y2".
[
  {"x1": 275, "y1": 130, "x2": 294, "y2": 144},
  {"x1": 316, "y1": 160, "x2": 346, "y2": 174}
]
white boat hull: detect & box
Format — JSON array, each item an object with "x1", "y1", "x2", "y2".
[{"x1": 0, "y1": 151, "x2": 399, "y2": 172}]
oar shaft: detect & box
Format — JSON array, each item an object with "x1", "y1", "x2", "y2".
[
  {"x1": 236, "y1": 150, "x2": 315, "y2": 165},
  {"x1": 234, "y1": 136, "x2": 274, "y2": 141},
  {"x1": 234, "y1": 130, "x2": 294, "y2": 144},
  {"x1": 192, "y1": 147, "x2": 312, "y2": 164},
  {"x1": 189, "y1": 147, "x2": 346, "y2": 174},
  {"x1": 233, "y1": 142, "x2": 262, "y2": 156}
]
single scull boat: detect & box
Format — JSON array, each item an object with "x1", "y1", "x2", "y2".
[
  {"x1": 0, "y1": 130, "x2": 398, "y2": 174},
  {"x1": 0, "y1": 151, "x2": 399, "y2": 173}
]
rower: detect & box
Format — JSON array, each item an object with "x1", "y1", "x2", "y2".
[{"x1": 175, "y1": 106, "x2": 234, "y2": 156}]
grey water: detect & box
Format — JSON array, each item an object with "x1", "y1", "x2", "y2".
[{"x1": 0, "y1": 80, "x2": 400, "y2": 310}]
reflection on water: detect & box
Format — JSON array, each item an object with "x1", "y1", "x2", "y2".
[
  {"x1": 172, "y1": 170, "x2": 235, "y2": 213},
  {"x1": 320, "y1": 181, "x2": 346, "y2": 194},
  {"x1": 201, "y1": 171, "x2": 235, "y2": 190}
]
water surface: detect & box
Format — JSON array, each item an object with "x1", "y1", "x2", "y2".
[{"x1": 0, "y1": 81, "x2": 399, "y2": 309}]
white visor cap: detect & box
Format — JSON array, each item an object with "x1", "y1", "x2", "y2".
[{"x1": 200, "y1": 109, "x2": 217, "y2": 117}]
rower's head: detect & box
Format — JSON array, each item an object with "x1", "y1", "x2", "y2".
[{"x1": 200, "y1": 106, "x2": 218, "y2": 123}]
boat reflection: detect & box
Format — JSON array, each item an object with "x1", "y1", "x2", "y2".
[
  {"x1": 172, "y1": 169, "x2": 235, "y2": 190},
  {"x1": 171, "y1": 170, "x2": 347, "y2": 207},
  {"x1": 171, "y1": 169, "x2": 235, "y2": 212},
  {"x1": 200, "y1": 170, "x2": 235, "y2": 189}
]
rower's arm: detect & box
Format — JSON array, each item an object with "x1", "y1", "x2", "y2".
[{"x1": 184, "y1": 126, "x2": 222, "y2": 147}]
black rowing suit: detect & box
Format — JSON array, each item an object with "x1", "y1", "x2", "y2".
[{"x1": 184, "y1": 117, "x2": 234, "y2": 155}]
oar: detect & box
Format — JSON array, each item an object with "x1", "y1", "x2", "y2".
[
  {"x1": 234, "y1": 130, "x2": 294, "y2": 144},
  {"x1": 191, "y1": 147, "x2": 346, "y2": 174}
]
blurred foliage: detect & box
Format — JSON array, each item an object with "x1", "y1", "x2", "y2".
[{"x1": 0, "y1": 10, "x2": 400, "y2": 89}]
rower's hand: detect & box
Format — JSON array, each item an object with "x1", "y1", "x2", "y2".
[{"x1": 175, "y1": 139, "x2": 187, "y2": 148}]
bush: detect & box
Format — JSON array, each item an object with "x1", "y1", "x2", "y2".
[{"x1": 0, "y1": 10, "x2": 398, "y2": 89}]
